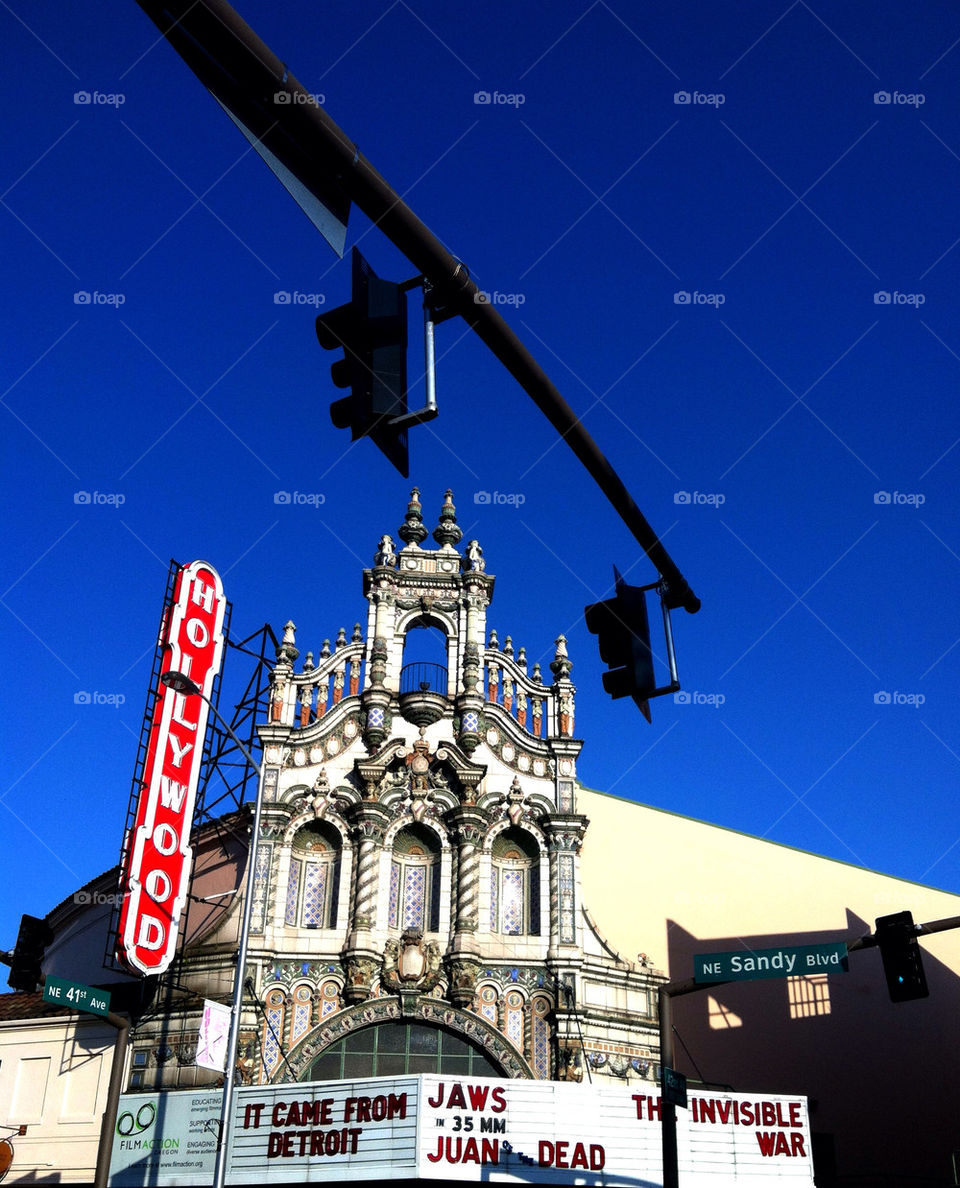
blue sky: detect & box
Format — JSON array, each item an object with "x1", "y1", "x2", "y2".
[{"x1": 2, "y1": 0, "x2": 960, "y2": 954}]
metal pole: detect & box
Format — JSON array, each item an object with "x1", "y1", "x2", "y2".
[
  {"x1": 93, "y1": 1011, "x2": 130, "y2": 1188},
  {"x1": 423, "y1": 301, "x2": 437, "y2": 418},
  {"x1": 658, "y1": 987, "x2": 679, "y2": 1188},
  {"x1": 160, "y1": 676, "x2": 264, "y2": 1188},
  {"x1": 197, "y1": 695, "x2": 265, "y2": 1188}
]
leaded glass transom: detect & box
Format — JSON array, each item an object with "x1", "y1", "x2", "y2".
[{"x1": 306, "y1": 1022, "x2": 502, "y2": 1082}]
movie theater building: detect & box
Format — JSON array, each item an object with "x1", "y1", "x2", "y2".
[
  {"x1": 1, "y1": 488, "x2": 959, "y2": 1186},
  {"x1": 140, "y1": 488, "x2": 665, "y2": 1092}
]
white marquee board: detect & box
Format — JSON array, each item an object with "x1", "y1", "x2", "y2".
[{"x1": 109, "y1": 1076, "x2": 814, "y2": 1186}]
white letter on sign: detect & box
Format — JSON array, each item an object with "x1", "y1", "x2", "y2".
[
  {"x1": 153, "y1": 823, "x2": 180, "y2": 855},
  {"x1": 167, "y1": 736, "x2": 193, "y2": 768},
  {"x1": 190, "y1": 580, "x2": 216, "y2": 613},
  {"x1": 136, "y1": 915, "x2": 165, "y2": 950},
  {"x1": 145, "y1": 869, "x2": 173, "y2": 903},
  {"x1": 185, "y1": 618, "x2": 210, "y2": 647}
]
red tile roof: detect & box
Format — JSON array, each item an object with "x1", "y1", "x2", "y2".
[{"x1": 0, "y1": 991, "x2": 73, "y2": 1021}]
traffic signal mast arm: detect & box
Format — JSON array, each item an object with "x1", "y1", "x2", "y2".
[
  {"x1": 136, "y1": 0, "x2": 700, "y2": 615},
  {"x1": 847, "y1": 911, "x2": 960, "y2": 948}
]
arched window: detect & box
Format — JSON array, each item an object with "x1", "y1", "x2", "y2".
[
  {"x1": 289, "y1": 983, "x2": 313, "y2": 1048},
  {"x1": 389, "y1": 824, "x2": 441, "y2": 932},
  {"x1": 400, "y1": 618, "x2": 448, "y2": 697},
  {"x1": 261, "y1": 987, "x2": 286, "y2": 1081},
  {"x1": 307, "y1": 1022, "x2": 501, "y2": 1081},
  {"x1": 530, "y1": 994, "x2": 552, "y2": 1079},
  {"x1": 490, "y1": 827, "x2": 540, "y2": 936},
  {"x1": 503, "y1": 989, "x2": 525, "y2": 1049},
  {"x1": 288, "y1": 820, "x2": 341, "y2": 929}
]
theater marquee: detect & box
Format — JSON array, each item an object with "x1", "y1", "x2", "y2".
[{"x1": 110, "y1": 1075, "x2": 815, "y2": 1185}]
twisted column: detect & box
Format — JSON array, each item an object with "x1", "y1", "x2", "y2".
[
  {"x1": 446, "y1": 806, "x2": 488, "y2": 952},
  {"x1": 344, "y1": 802, "x2": 390, "y2": 938}
]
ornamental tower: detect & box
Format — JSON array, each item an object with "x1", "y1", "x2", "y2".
[{"x1": 230, "y1": 490, "x2": 662, "y2": 1086}]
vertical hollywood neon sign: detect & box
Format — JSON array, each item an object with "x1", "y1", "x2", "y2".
[{"x1": 117, "y1": 561, "x2": 226, "y2": 976}]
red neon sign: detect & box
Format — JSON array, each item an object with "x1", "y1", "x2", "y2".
[{"x1": 117, "y1": 561, "x2": 226, "y2": 976}]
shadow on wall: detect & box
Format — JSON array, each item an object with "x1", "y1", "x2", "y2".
[{"x1": 666, "y1": 910, "x2": 960, "y2": 1188}]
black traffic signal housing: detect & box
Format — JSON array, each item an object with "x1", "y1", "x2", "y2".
[
  {"x1": 7, "y1": 914, "x2": 52, "y2": 992},
  {"x1": 875, "y1": 911, "x2": 928, "y2": 1002},
  {"x1": 585, "y1": 568, "x2": 657, "y2": 721},
  {"x1": 316, "y1": 247, "x2": 409, "y2": 476}
]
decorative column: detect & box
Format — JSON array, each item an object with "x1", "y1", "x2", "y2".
[
  {"x1": 550, "y1": 635, "x2": 575, "y2": 737},
  {"x1": 361, "y1": 534, "x2": 398, "y2": 751},
  {"x1": 542, "y1": 816, "x2": 588, "y2": 959},
  {"x1": 342, "y1": 799, "x2": 390, "y2": 1002},
  {"x1": 271, "y1": 621, "x2": 299, "y2": 725},
  {"x1": 445, "y1": 804, "x2": 488, "y2": 950},
  {"x1": 361, "y1": 634, "x2": 392, "y2": 750},
  {"x1": 456, "y1": 639, "x2": 484, "y2": 756}
]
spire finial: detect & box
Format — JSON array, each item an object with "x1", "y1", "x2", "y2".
[
  {"x1": 550, "y1": 634, "x2": 573, "y2": 679},
  {"x1": 276, "y1": 620, "x2": 299, "y2": 663},
  {"x1": 433, "y1": 489, "x2": 463, "y2": 548},
  {"x1": 398, "y1": 487, "x2": 428, "y2": 546}
]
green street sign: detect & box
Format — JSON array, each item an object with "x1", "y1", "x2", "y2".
[
  {"x1": 43, "y1": 975, "x2": 111, "y2": 1017},
  {"x1": 694, "y1": 941, "x2": 848, "y2": 983},
  {"x1": 663, "y1": 1067, "x2": 688, "y2": 1109}
]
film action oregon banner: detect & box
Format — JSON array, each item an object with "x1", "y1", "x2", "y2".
[
  {"x1": 109, "y1": 1089, "x2": 220, "y2": 1186},
  {"x1": 110, "y1": 1075, "x2": 814, "y2": 1186}
]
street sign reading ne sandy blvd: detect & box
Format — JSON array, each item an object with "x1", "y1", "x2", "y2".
[
  {"x1": 694, "y1": 942, "x2": 848, "y2": 983},
  {"x1": 43, "y1": 975, "x2": 111, "y2": 1016}
]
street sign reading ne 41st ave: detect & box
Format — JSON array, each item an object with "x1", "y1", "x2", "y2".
[
  {"x1": 43, "y1": 975, "x2": 112, "y2": 1017},
  {"x1": 694, "y1": 941, "x2": 848, "y2": 983}
]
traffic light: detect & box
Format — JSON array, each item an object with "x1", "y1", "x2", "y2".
[
  {"x1": 316, "y1": 247, "x2": 409, "y2": 476},
  {"x1": 7, "y1": 914, "x2": 52, "y2": 992},
  {"x1": 585, "y1": 568, "x2": 656, "y2": 720},
  {"x1": 875, "y1": 911, "x2": 928, "y2": 1002}
]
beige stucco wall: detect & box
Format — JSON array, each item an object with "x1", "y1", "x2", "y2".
[
  {"x1": 578, "y1": 785, "x2": 960, "y2": 1183},
  {"x1": 578, "y1": 785, "x2": 960, "y2": 974},
  {"x1": 0, "y1": 1014, "x2": 116, "y2": 1183}
]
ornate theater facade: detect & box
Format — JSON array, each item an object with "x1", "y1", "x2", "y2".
[{"x1": 137, "y1": 487, "x2": 663, "y2": 1095}]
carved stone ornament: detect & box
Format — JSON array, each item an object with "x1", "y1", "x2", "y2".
[
  {"x1": 343, "y1": 954, "x2": 379, "y2": 1000},
  {"x1": 381, "y1": 930, "x2": 443, "y2": 995}
]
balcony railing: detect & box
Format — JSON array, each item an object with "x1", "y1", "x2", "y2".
[{"x1": 399, "y1": 662, "x2": 448, "y2": 696}]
